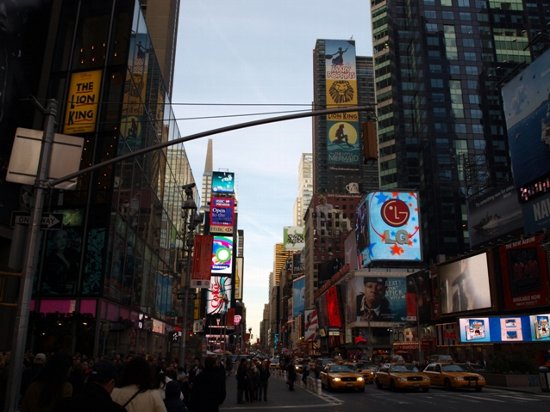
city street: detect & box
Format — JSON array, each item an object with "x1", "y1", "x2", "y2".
[{"x1": 220, "y1": 372, "x2": 550, "y2": 412}]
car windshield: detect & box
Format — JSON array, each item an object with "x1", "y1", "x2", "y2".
[
  {"x1": 329, "y1": 364, "x2": 355, "y2": 373},
  {"x1": 442, "y1": 364, "x2": 466, "y2": 372},
  {"x1": 391, "y1": 364, "x2": 419, "y2": 372}
]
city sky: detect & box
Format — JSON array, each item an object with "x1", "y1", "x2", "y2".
[{"x1": 172, "y1": 0, "x2": 373, "y2": 340}]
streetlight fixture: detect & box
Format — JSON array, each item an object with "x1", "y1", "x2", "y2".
[{"x1": 179, "y1": 183, "x2": 198, "y2": 368}]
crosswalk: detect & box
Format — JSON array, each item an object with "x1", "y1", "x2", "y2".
[{"x1": 364, "y1": 389, "x2": 547, "y2": 405}]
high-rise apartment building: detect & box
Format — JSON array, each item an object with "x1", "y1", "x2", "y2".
[
  {"x1": 293, "y1": 153, "x2": 313, "y2": 226},
  {"x1": 370, "y1": 0, "x2": 549, "y2": 262}
]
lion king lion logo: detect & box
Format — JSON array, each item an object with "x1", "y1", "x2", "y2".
[{"x1": 329, "y1": 81, "x2": 355, "y2": 104}]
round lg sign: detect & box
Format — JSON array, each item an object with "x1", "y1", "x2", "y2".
[{"x1": 381, "y1": 198, "x2": 410, "y2": 227}]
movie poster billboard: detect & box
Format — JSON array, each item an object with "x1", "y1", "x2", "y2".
[
  {"x1": 458, "y1": 314, "x2": 550, "y2": 343},
  {"x1": 357, "y1": 191, "x2": 422, "y2": 267},
  {"x1": 209, "y1": 197, "x2": 235, "y2": 234},
  {"x1": 499, "y1": 235, "x2": 549, "y2": 310},
  {"x1": 324, "y1": 39, "x2": 360, "y2": 166},
  {"x1": 405, "y1": 271, "x2": 432, "y2": 323},
  {"x1": 211, "y1": 235, "x2": 233, "y2": 275},
  {"x1": 206, "y1": 275, "x2": 232, "y2": 315},
  {"x1": 63, "y1": 70, "x2": 102, "y2": 134},
  {"x1": 292, "y1": 276, "x2": 305, "y2": 318},
  {"x1": 346, "y1": 274, "x2": 407, "y2": 324}
]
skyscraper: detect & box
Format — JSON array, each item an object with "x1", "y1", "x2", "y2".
[
  {"x1": 293, "y1": 153, "x2": 313, "y2": 226},
  {"x1": 370, "y1": 0, "x2": 549, "y2": 262}
]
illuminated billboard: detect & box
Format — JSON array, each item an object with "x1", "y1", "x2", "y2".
[
  {"x1": 357, "y1": 191, "x2": 422, "y2": 267},
  {"x1": 212, "y1": 171, "x2": 235, "y2": 194},
  {"x1": 283, "y1": 226, "x2": 305, "y2": 251},
  {"x1": 292, "y1": 276, "x2": 305, "y2": 318},
  {"x1": 324, "y1": 39, "x2": 360, "y2": 166},
  {"x1": 191, "y1": 235, "x2": 213, "y2": 288},
  {"x1": 206, "y1": 275, "x2": 232, "y2": 315},
  {"x1": 211, "y1": 236, "x2": 233, "y2": 275},
  {"x1": 210, "y1": 197, "x2": 235, "y2": 234},
  {"x1": 459, "y1": 313, "x2": 550, "y2": 343},
  {"x1": 499, "y1": 235, "x2": 550, "y2": 310},
  {"x1": 438, "y1": 253, "x2": 492, "y2": 315}
]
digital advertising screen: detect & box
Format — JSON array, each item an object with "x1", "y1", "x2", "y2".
[
  {"x1": 212, "y1": 171, "x2": 235, "y2": 194},
  {"x1": 211, "y1": 235, "x2": 233, "y2": 275},
  {"x1": 292, "y1": 276, "x2": 305, "y2": 318},
  {"x1": 359, "y1": 191, "x2": 422, "y2": 267},
  {"x1": 438, "y1": 253, "x2": 492, "y2": 314},
  {"x1": 206, "y1": 275, "x2": 232, "y2": 315},
  {"x1": 209, "y1": 197, "x2": 235, "y2": 234},
  {"x1": 459, "y1": 313, "x2": 550, "y2": 343}
]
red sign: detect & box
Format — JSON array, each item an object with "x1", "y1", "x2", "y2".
[{"x1": 191, "y1": 235, "x2": 213, "y2": 288}]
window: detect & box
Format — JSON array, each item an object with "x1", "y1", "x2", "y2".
[
  {"x1": 431, "y1": 78, "x2": 444, "y2": 88},
  {"x1": 465, "y1": 66, "x2": 479, "y2": 75},
  {"x1": 464, "y1": 52, "x2": 477, "y2": 61},
  {"x1": 461, "y1": 25, "x2": 474, "y2": 34}
]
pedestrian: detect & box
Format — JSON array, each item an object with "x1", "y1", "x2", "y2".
[
  {"x1": 20, "y1": 353, "x2": 46, "y2": 401},
  {"x1": 301, "y1": 361, "x2": 309, "y2": 386},
  {"x1": 111, "y1": 356, "x2": 167, "y2": 412},
  {"x1": 21, "y1": 352, "x2": 73, "y2": 412},
  {"x1": 247, "y1": 360, "x2": 259, "y2": 401},
  {"x1": 286, "y1": 359, "x2": 297, "y2": 391},
  {"x1": 235, "y1": 358, "x2": 248, "y2": 404},
  {"x1": 191, "y1": 356, "x2": 226, "y2": 412},
  {"x1": 258, "y1": 359, "x2": 270, "y2": 401},
  {"x1": 164, "y1": 380, "x2": 186, "y2": 412},
  {"x1": 56, "y1": 360, "x2": 125, "y2": 412}
]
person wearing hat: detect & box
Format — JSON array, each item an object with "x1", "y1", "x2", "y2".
[
  {"x1": 356, "y1": 277, "x2": 392, "y2": 321},
  {"x1": 57, "y1": 360, "x2": 125, "y2": 412}
]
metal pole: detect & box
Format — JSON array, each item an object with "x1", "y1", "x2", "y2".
[
  {"x1": 5, "y1": 99, "x2": 57, "y2": 411},
  {"x1": 179, "y1": 208, "x2": 190, "y2": 369}
]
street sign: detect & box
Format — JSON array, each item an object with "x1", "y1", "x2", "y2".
[{"x1": 11, "y1": 211, "x2": 63, "y2": 229}]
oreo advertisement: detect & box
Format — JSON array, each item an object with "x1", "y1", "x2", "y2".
[{"x1": 358, "y1": 191, "x2": 422, "y2": 267}]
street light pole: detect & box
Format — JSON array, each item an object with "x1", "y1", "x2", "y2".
[
  {"x1": 5, "y1": 99, "x2": 57, "y2": 412},
  {"x1": 179, "y1": 184, "x2": 197, "y2": 369}
]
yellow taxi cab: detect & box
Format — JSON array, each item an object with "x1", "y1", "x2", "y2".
[
  {"x1": 353, "y1": 362, "x2": 377, "y2": 384},
  {"x1": 374, "y1": 363, "x2": 430, "y2": 392},
  {"x1": 319, "y1": 363, "x2": 365, "y2": 392},
  {"x1": 423, "y1": 362, "x2": 486, "y2": 391}
]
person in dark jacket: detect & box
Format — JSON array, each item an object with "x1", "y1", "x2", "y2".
[
  {"x1": 164, "y1": 380, "x2": 186, "y2": 412},
  {"x1": 57, "y1": 360, "x2": 125, "y2": 412},
  {"x1": 286, "y1": 359, "x2": 297, "y2": 391},
  {"x1": 191, "y1": 356, "x2": 226, "y2": 412},
  {"x1": 235, "y1": 358, "x2": 248, "y2": 404},
  {"x1": 258, "y1": 359, "x2": 270, "y2": 401}
]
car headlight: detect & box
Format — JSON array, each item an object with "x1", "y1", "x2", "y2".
[
  {"x1": 452, "y1": 376, "x2": 464, "y2": 381},
  {"x1": 357, "y1": 377, "x2": 364, "y2": 382},
  {"x1": 332, "y1": 377, "x2": 341, "y2": 382}
]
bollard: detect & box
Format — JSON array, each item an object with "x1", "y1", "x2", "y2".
[{"x1": 317, "y1": 378, "x2": 322, "y2": 394}]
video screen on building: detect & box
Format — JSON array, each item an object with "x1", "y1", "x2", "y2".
[
  {"x1": 459, "y1": 313, "x2": 550, "y2": 343},
  {"x1": 209, "y1": 197, "x2": 235, "y2": 234},
  {"x1": 206, "y1": 275, "x2": 232, "y2": 315},
  {"x1": 439, "y1": 253, "x2": 492, "y2": 315},
  {"x1": 211, "y1": 235, "x2": 233, "y2": 275},
  {"x1": 212, "y1": 171, "x2": 235, "y2": 194}
]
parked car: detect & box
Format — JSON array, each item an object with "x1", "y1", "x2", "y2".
[
  {"x1": 423, "y1": 362, "x2": 486, "y2": 391},
  {"x1": 374, "y1": 363, "x2": 430, "y2": 392},
  {"x1": 320, "y1": 363, "x2": 365, "y2": 392}
]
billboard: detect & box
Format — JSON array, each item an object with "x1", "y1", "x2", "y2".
[
  {"x1": 499, "y1": 235, "x2": 549, "y2": 310},
  {"x1": 467, "y1": 185, "x2": 523, "y2": 248},
  {"x1": 459, "y1": 313, "x2": 550, "y2": 343},
  {"x1": 345, "y1": 274, "x2": 407, "y2": 324},
  {"x1": 292, "y1": 276, "x2": 305, "y2": 318},
  {"x1": 63, "y1": 70, "x2": 102, "y2": 134},
  {"x1": 405, "y1": 271, "x2": 432, "y2": 323},
  {"x1": 206, "y1": 275, "x2": 232, "y2": 315},
  {"x1": 324, "y1": 39, "x2": 360, "y2": 166},
  {"x1": 325, "y1": 286, "x2": 342, "y2": 328},
  {"x1": 438, "y1": 253, "x2": 492, "y2": 315},
  {"x1": 283, "y1": 226, "x2": 305, "y2": 251},
  {"x1": 356, "y1": 191, "x2": 422, "y2": 267},
  {"x1": 209, "y1": 197, "x2": 235, "y2": 234},
  {"x1": 234, "y1": 257, "x2": 243, "y2": 300},
  {"x1": 501, "y1": 48, "x2": 550, "y2": 192},
  {"x1": 212, "y1": 171, "x2": 235, "y2": 194},
  {"x1": 211, "y1": 235, "x2": 233, "y2": 275}
]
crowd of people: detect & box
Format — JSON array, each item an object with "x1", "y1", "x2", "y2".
[{"x1": 0, "y1": 351, "x2": 228, "y2": 412}]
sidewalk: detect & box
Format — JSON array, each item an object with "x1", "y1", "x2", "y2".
[{"x1": 488, "y1": 384, "x2": 550, "y2": 395}]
